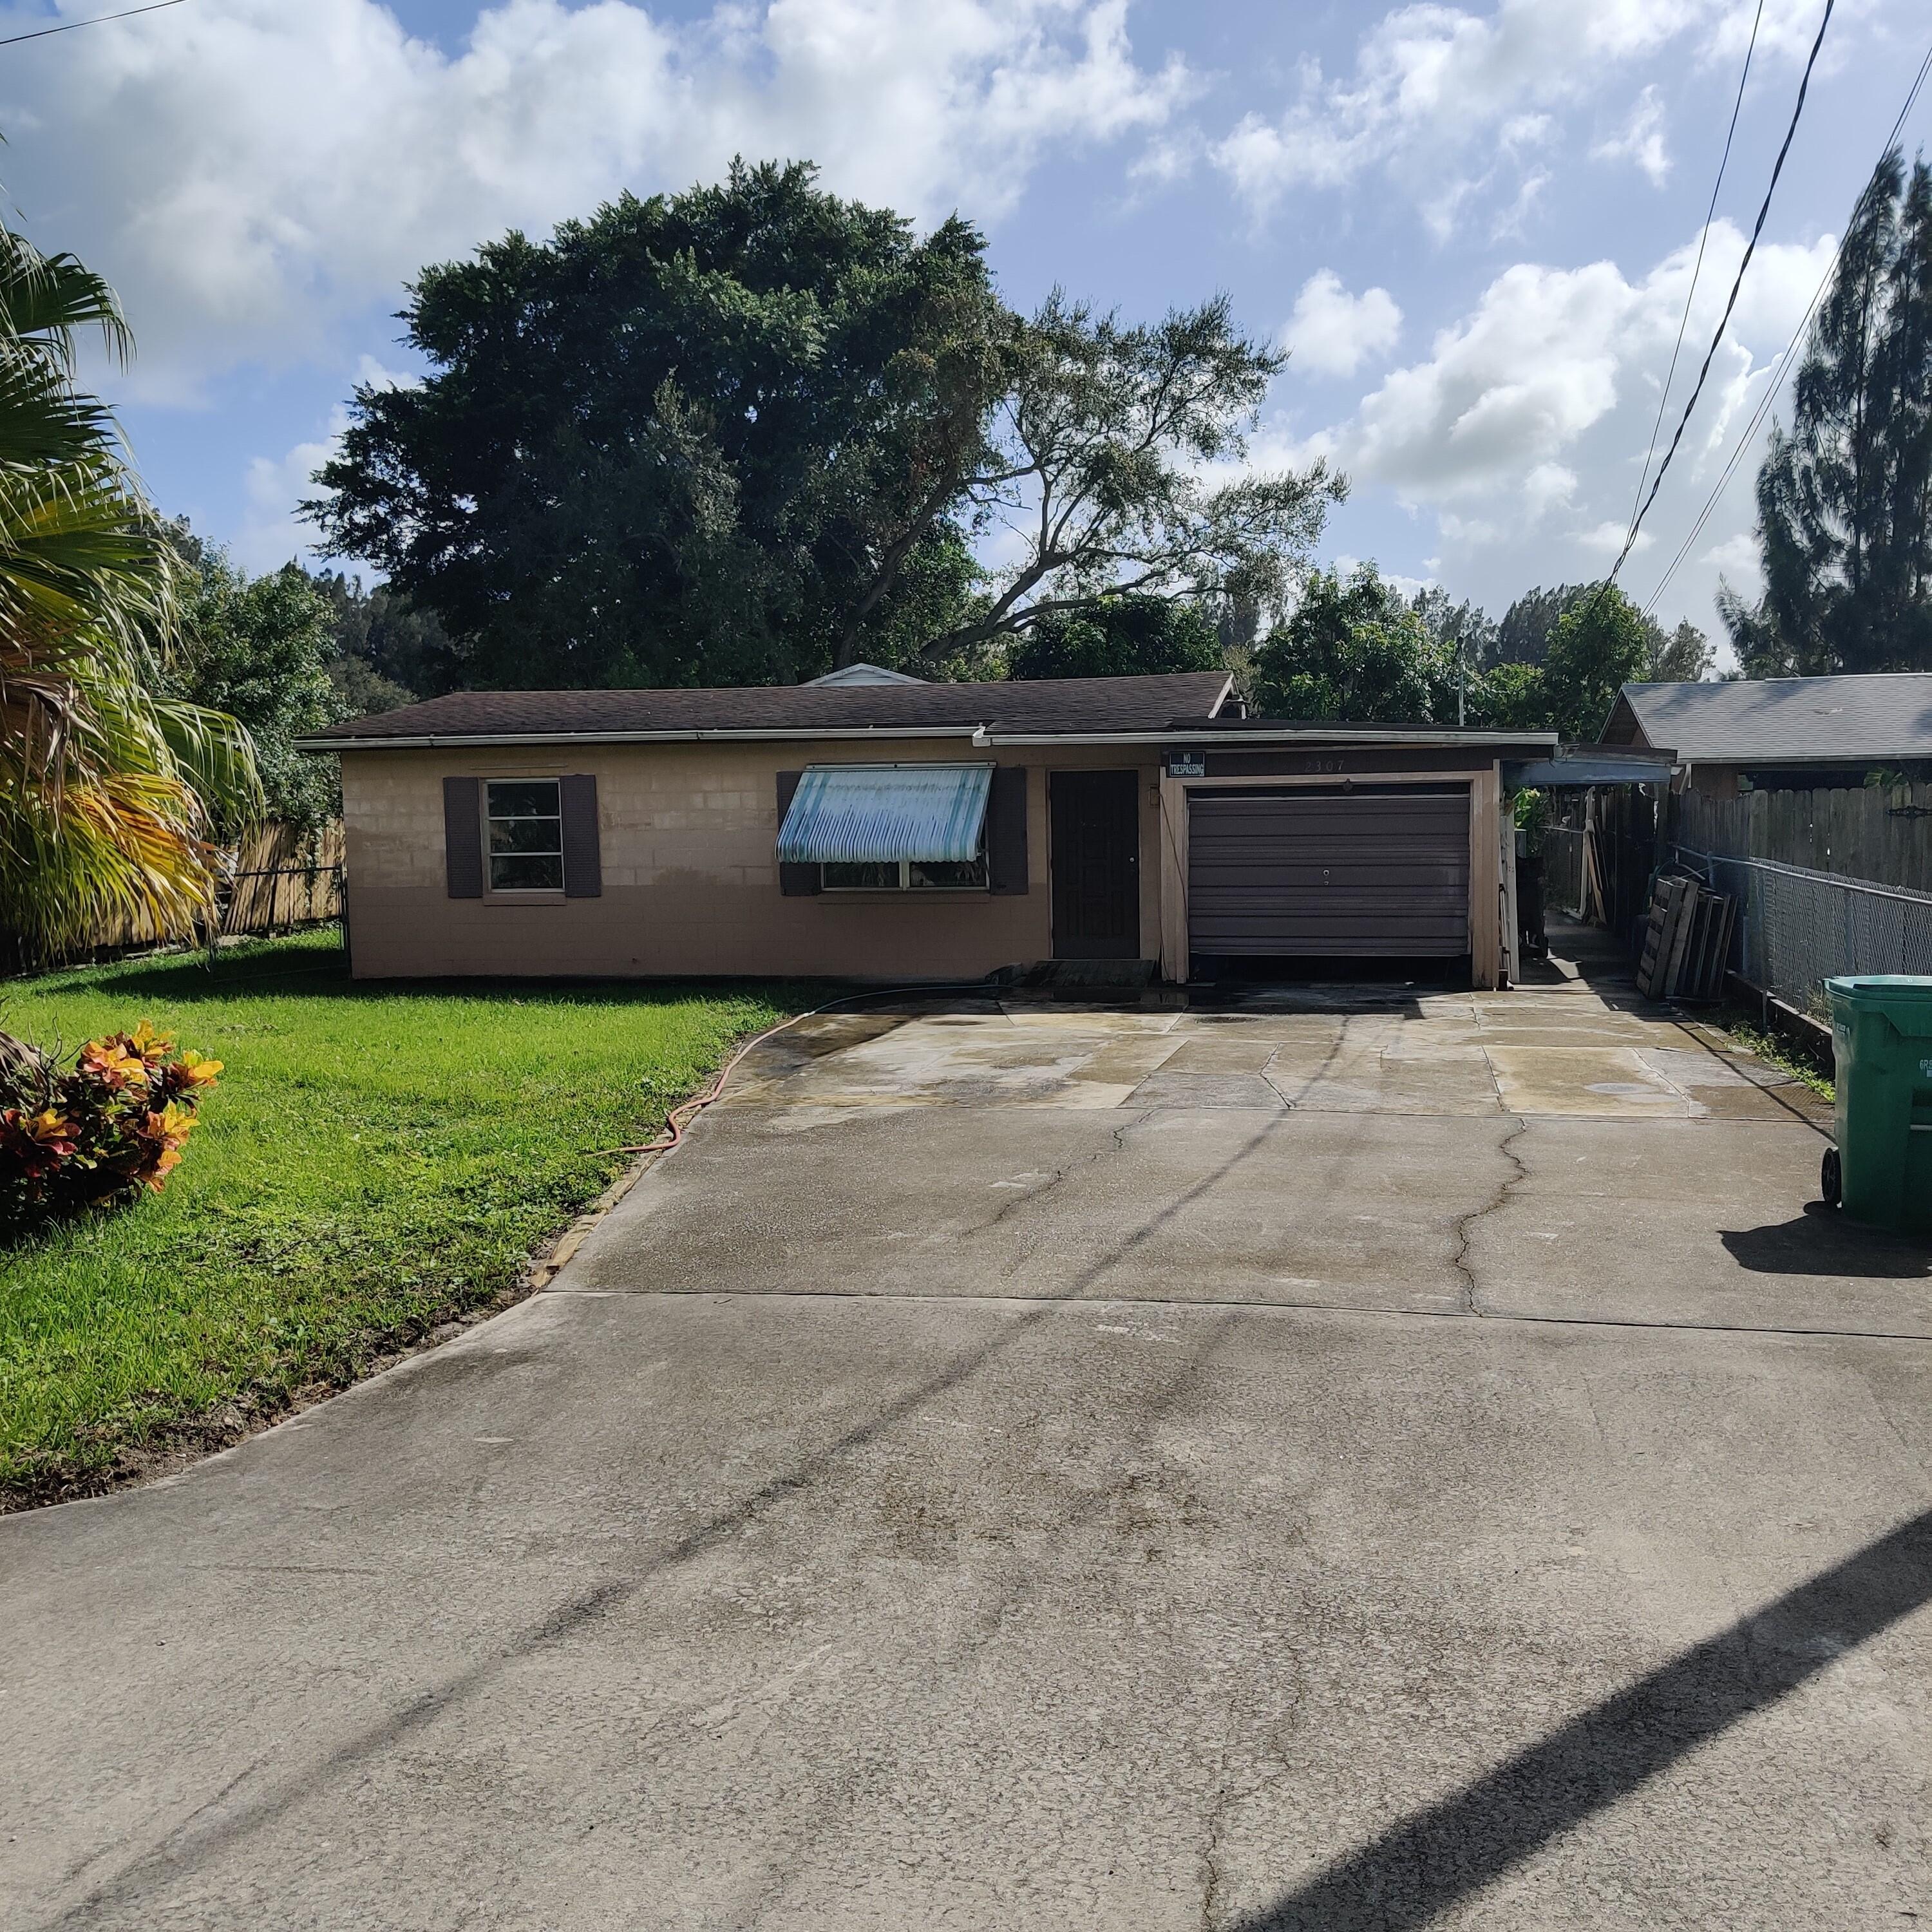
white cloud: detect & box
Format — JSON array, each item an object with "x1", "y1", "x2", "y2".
[
  {"x1": 1524, "y1": 461, "x2": 1578, "y2": 515},
  {"x1": 2, "y1": 0, "x2": 1189, "y2": 397},
  {"x1": 1343, "y1": 260, "x2": 1628, "y2": 504},
  {"x1": 1283, "y1": 270, "x2": 1401, "y2": 377},
  {"x1": 1593, "y1": 84, "x2": 1669, "y2": 185},
  {"x1": 1321, "y1": 219, "x2": 1833, "y2": 522},
  {"x1": 1209, "y1": 0, "x2": 1686, "y2": 230},
  {"x1": 1378, "y1": 567, "x2": 1433, "y2": 600},
  {"x1": 1323, "y1": 555, "x2": 1430, "y2": 600},
  {"x1": 1203, "y1": 0, "x2": 1837, "y2": 235},
  {"x1": 1699, "y1": 531, "x2": 1759, "y2": 575},
  {"x1": 1577, "y1": 518, "x2": 1652, "y2": 556},
  {"x1": 238, "y1": 423, "x2": 343, "y2": 573}
]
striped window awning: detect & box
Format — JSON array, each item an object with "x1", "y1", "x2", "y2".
[{"x1": 777, "y1": 764, "x2": 992, "y2": 866}]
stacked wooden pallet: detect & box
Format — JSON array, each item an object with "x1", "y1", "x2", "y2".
[{"x1": 1635, "y1": 873, "x2": 1738, "y2": 1002}]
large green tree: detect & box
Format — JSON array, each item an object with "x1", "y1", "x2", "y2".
[
  {"x1": 1539, "y1": 585, "x2": 1654, "y2": 737},
  {"x1": 307, "y1": 162, "x2": 1341, "y2": 688},
  {"x1": 1005, "y1": 594, "x2": 1223, "y2": 680},
  {"x1": 1410, "y1": 585, "x2": 1495, "y2": 687},
  {"x1": 1250, "y1": 565, "x2": 1454, "y2": 722},
  {"x1": 1468, "y1": 582, "x2": 1651, "y2": 737},
  {"x1": 307, "y1": 161, "x2": 1003, "y2": 688},
  {"x1": 310, "y1": 569, "x2": 450, "y2": 703},
  {"x1": 1724, "y1": 148, "x2": 1932, "y2": 674},
  {"x1": 1647, "y1": 618, "x2": 1713, "y2": 682},
  {"x1": 1476, "y1": 580, "x2": 1708, "y2": 703},
  {"x1": 1492, "y1": 583, "x2": 1592, "y2": 668},
  {"x1": 920, "y1": 291, "x2": 1342, "y2": 664},
  {"x1": 167, "y1": 532, "x2": 345, "y2": 830}
]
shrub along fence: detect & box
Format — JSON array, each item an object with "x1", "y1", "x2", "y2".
[{"x1": 1665, "y1": 783, "x2": 1932, "y2": 1018}]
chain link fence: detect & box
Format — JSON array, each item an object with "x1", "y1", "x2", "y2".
[
  {"x1": 1671, "y1": 845, "x2": 1932, "y2": 1019},
  {"x1": 1543, "y1": 827, "x2": 1585, "y2": 918}
]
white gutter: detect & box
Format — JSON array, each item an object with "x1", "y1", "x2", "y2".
[
  {"x1": 982, "y1": 727, "x2": 1559, "y2": 749},
  {"x1": 299, "y1": 725, "x2": 992, "y2": 752},
  {"x1": 304, "y1": 722, "x2": 1558, "y2": 753}
]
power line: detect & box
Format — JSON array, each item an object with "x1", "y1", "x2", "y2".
[
  {"x1": 1622, "y1": 0, "x2": 1765, "y2": 552},
  {"x1": 1600, "y1": 0, "x2": 1834, "y2": 592},
  {"x1": 1640, "y1": 30, "x2": 1932, "y2": 617},
  {"x1": 0, "y1": 0, "x2": 187, "y2": 50}
]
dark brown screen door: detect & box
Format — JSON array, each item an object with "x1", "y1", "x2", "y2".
[{"x1": 1050, "y1": 770, "x2": 1142, "y2": 959}]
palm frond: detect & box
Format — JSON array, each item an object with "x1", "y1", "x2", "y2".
[
  {"x1": 0, "y1": 228, "x2": 133, "y2": 374},
  {"x1": 0, "y1": 221, "x2": 259, "y2": 961}
]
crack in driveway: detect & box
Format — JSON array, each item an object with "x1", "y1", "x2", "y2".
[{"x1": 1450, "y1": 1115, "x2": 1531, "y2": 1316}]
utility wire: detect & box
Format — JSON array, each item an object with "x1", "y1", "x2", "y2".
[
  {"x1": 0, "y1": 0, "x2": 186, "y2": 49},
  {"x1": 1640, "y1": 30, "x2": 1932, "y2": 616},
  {"x1": 1622, "y1": 0, "x2": 1764, "y2": 551},
  {"x1": 1600, "y1": 0, "x2": 1834, "y2": 592}
]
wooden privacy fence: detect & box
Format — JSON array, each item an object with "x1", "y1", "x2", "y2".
[
  {"x1": 1666, "y1": 784, "x2": 1932, "y2": 1014},
  {"x1": 219, "y1": 822, "x2": 345, "y2": 936},
  {"x1": 1671, "y1": 782, "x2": 1932, "y2": 895},
  {"x1": 79, "y1": 822, "x2": 344, "y2": 955}
]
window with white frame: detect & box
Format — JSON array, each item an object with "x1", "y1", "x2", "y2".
[
  {"x1": 485, "y1": 780, "x2": 564, "y2": 891},
  {"x1": 821, "y1": 848, "x2": 988, "y2": 891}
]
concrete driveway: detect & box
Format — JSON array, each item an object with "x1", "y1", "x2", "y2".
[{"x1": 6, "y1": 937, "x2": 1932, "y2": 1930}]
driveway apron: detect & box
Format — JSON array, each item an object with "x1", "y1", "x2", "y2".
[{"x1": 4, "y1": 934, "x2": 1930, "y2": 1930}]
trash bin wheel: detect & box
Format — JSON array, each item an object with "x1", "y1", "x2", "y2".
[{"x1": 1821, "y1": 1145, "x2": 1842, "y2": 1208}]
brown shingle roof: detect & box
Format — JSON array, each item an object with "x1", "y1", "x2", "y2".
[{"x1": 306, "y1": 671, "x2": 1234, "y2": 744}]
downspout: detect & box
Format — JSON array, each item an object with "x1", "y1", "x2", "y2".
[{"x1": 1500, "y1": 763, "x2": 1519, "y2": 989}]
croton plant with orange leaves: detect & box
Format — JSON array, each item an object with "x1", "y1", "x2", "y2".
[{"x1": 1, "y1": 1021, "x2": 222, "y2": 1229}]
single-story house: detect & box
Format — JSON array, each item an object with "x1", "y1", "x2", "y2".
[
  {"x1": 1604, "y1": 672, "x2": 1932, "y2": 795},
  {"x1": 300, "y1": 668, "x2": 1560, "y2": 988}
]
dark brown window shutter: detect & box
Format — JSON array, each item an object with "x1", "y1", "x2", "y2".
[
  {"x1": 987, "y1": 766, "x2": 1029, "y2": 895},
  {"x1": 776, "y1": 770, "x2": 820, "y2": 896},
  {"x1": 442, "y1": 777, "x2": 483, "y2": 898},
  {"x1": 560, "y1": 775, "x2": 601, "y2": 898}
]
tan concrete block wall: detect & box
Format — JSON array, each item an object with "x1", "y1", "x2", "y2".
[{"x1": 340, "y1": 741, "x2": 1162, "y2": 981}]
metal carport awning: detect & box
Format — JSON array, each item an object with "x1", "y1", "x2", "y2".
[
  {"x1": 777, "y1": 763, "x2": 992, "y2": 865},
  {"x1": 1504, "y1": 748, "x2": 1676, "y2": 786}
]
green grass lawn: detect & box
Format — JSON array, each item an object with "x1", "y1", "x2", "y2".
[{"x1": 0, "y1": 931, "x2": 805, "y2": 1506}]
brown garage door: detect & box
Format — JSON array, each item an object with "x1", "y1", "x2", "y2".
[{"x1": 1188, "y1": 785, "x2": 1471, "y2": 957}]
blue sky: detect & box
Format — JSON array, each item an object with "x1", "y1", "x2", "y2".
[{"x1": 5, "y1": 0, "x2": 1929, "y2": 661}]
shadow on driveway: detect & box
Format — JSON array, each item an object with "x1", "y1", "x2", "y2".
[
  {"x1": 1721, "y1": 1202, "x2": 1931, "y2": 1279},
  {"x1": 1236, "y1": 1504, "x2": 1932, "y2": 1930}
]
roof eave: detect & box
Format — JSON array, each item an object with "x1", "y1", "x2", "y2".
[
  {"x1": 298, "y1": 725, "x2": 996, "y2": 753},
  {"x1": 984, "y1": 726, "x2": 1559, "y2": 749},
  {"x1": 1681, "y1": 751, "x2": 1924, "y2": 766},
  {"x1": 303, "y1": 722, "x2": 1562, "y2": 754}
]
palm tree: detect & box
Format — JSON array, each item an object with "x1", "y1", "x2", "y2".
[{"x1": 0, "y1": 227, "x2": 260, "y2": 965}]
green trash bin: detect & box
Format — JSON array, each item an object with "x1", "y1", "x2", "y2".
[{"x1": 1823, "y1": 976, "x2": 1932, "y2": 1233}]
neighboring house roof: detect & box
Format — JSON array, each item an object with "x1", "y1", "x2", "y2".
[
  {"x1": 1605, "y1": 674, "x2": 1932, "y2": 764},
  {"x1": 307, "y1": 672, "x2": 1236, "y2": 745},
  {"x1": 803, "y1": 662, "x2": 925, "y2": 687}
]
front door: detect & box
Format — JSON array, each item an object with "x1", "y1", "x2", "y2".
[{"x1": 1050, "y1": 770, "x2": 1141, "y2": 959}]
